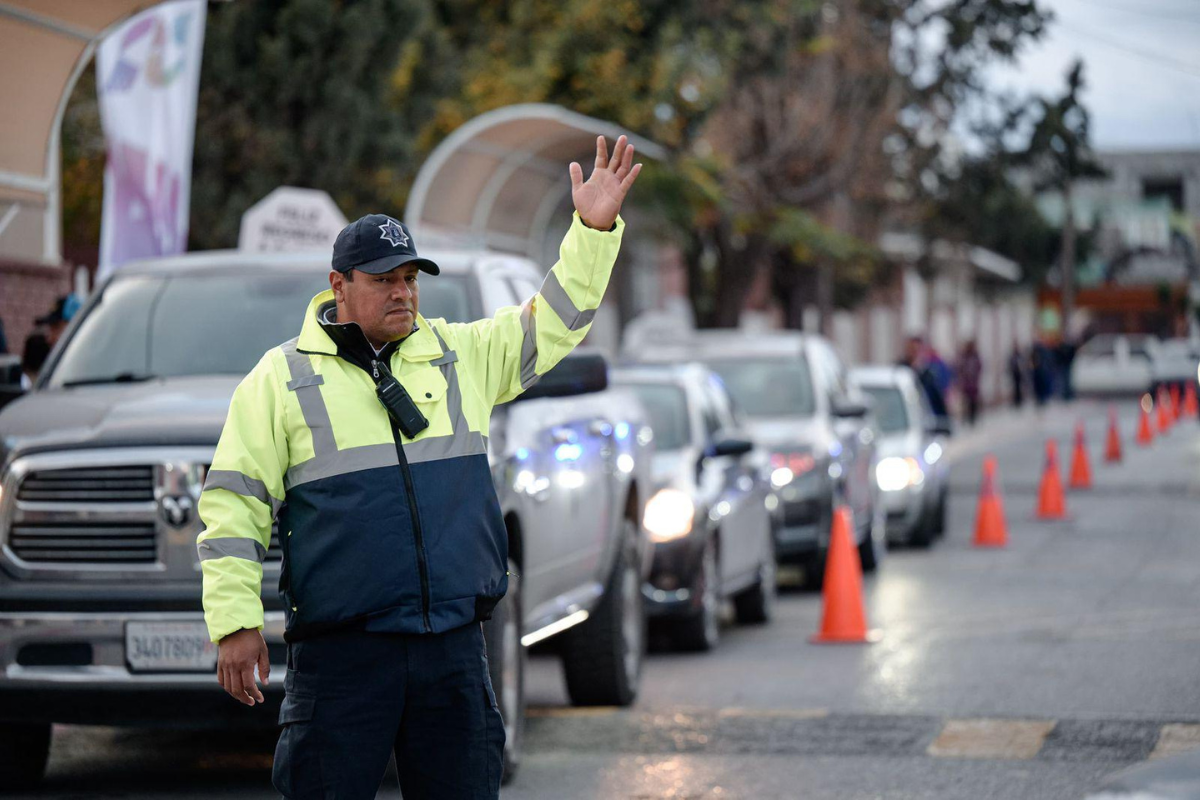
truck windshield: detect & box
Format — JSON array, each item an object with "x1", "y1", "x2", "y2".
[
  {"x1": 46, "y1": 271, "x2": 475, "y2": 387},
  {"x1": 704, "y1": 358, "x2": 815, "y2": 418}
]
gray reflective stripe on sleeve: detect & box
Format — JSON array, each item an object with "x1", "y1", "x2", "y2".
[
  {"x1": 281, "y1": 338, "x2": 337, "y2": 456},
  {"x1": 539, "y1": 269, "x2": 597, "y2": 332},
  {"x1": 203, "y1": 469, "x2": 283, "y2": 517},
  {"x1": 197, "y1": 537, "x2": 267, "y2": 563},
  {"x1": 284, "y1": 443, "x2": 398, "y2": 490},
  {"x1": 518, "y1": 299, "x2": 540, "y2": 390}
]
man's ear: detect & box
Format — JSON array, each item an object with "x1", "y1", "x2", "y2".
[{"x1": 329, "y1": 270, "x2": 344, "y2": 302}]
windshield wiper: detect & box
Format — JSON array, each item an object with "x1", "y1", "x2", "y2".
[{"x1": 61, "y1": 373, "x2": 160, "y2": 388}]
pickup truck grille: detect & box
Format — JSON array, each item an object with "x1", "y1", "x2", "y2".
[
  {"x1": 16, "y1": 466, "x2": 155, "y2": 503},
  {"x1": 9, "y1": 521, "x2": 158, "y2": 563}
]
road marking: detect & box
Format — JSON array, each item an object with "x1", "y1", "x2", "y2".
[
  {"x1": 927, "y1": 718, "x2": 1057, "y2": 760},
  {"x1": 526, "y1": 705, "x2": 621, "y2": 718},
  {"x1": 1150, "y1": 723, "x2": 1200, "y2": 760},
  {"x1": 716, "y1": 707, "x2": 828, "y2": 720}
]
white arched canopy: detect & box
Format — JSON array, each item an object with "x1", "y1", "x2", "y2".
[
  {"x1": 405, "y1": 103, "x2": 666, "y2": 263},
  {"x1": 0, "y1": 0, "x2": 157, "y2": 265}
]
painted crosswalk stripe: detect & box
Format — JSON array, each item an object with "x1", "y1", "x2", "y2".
[
  {"x1": 927, "y1": 718, "x2": 1057, "y2": 760},
  {"x1": 1150, "y1": 723, "x2": 1200, "y2": 760}
]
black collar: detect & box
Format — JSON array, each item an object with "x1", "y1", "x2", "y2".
[{"x1": 316, "y1": 301, "x2": 416, "y2": 371}]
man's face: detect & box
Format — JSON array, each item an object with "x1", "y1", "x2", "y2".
[{"x1": 329, "y1": 265, "x2": 421, "y2": 346}]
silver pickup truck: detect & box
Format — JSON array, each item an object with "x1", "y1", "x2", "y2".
[{"x1": 0, "y1": 248, "x2": 653, "y2": 787}]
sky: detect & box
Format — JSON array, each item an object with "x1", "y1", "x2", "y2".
[{"x1": 985, "y1": 0, "x2": 1200, "y2": 151}]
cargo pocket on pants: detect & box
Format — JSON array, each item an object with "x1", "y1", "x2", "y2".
[{"x1": 273, "y1": 670, "x2": 321, "y2": 799}]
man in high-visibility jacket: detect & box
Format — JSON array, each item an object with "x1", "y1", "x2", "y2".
[{"x1": 198, "y1": 135, "x2": 641, "y2": 799}]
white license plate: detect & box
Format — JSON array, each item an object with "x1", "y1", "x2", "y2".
[{"x1": 125, "y1": 621, "x2": 217, "y2": 673}]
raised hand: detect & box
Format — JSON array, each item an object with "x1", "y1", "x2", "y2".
[{"x1": 569, "y1": 135, "x2": 642, "y2": 231}]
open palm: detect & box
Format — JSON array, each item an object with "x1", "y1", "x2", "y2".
[{"x1": 570, "y1": 135, "x2": 642, "y2": 231}]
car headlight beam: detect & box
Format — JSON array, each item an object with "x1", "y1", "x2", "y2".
[
  {"x1": 876, "y1": 456, "x2": 924, "y2": 492},
  {"x1": 643, "y1": 488, "x2": 695, "y2": 543}
]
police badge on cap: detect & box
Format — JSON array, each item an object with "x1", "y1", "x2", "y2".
[{"x1": 332, "y1": 214, "x2": 440, "y2": 276}]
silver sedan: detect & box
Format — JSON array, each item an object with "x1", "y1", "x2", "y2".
[{"x1": 850, "y1": 365, "x2": 950, "y2": 547}]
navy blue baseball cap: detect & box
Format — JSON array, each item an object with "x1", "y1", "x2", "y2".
[{"x1": 332, "y1": 214, "x2": 440, "y2": 276}]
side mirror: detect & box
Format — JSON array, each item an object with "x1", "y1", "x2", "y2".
[
  {"x1": 514, "y1": 352, "x2": 608, "y2": 401},
  {"x1": 927, "y1": 415, "x2": 953, "y2": 437},
  {"x1": 832, "y1": 398, "x2": 869, "y2": 419},
  {"x1": 704, "y1": 437, "x2": 754, "y2": 459}
]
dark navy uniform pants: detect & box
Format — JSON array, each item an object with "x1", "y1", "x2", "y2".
[{"x1": 272, "y1": 622, "x2": 504, "y2": 799}]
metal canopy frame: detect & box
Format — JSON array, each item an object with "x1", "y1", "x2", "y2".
[
  {"x1": 405, "y1": 103, "x2": 666, "y2": 261},
  {"x1": 0, "y1": 1, "x2": 159, "y2": 265}
]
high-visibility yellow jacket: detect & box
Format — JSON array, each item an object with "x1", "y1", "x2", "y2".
[{"x1": 197, "y1": 213, "x2": 624, "y2": 642}]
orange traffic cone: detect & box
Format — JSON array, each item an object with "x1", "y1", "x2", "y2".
[
  {"x1": 1157, "y1": 387, "x2": 1172, "y2": 433},
  {"x1": 1137, "y1": 395, "x2": 1155, "y2": 445},
  {"x1": 1069, "y1": 423, "x2": 1092, "y2": 489},
  {"x1": 1171, "y1": 384, "x2": 1182, "y2": 422},
  {"x1": 1186, "y1": 383, "x2": 1199, "y2": 420},
  {"x1": 973, "y1": 456, "x2": 1008, "y2": 548},
  {"x1": 1104, "y1": 407, "x2": 1122, "y2": 463},
  {"x1": 811, "y1": 507, "x2": 880, "y2": 644},
  {"x1": 1036, "y1": 440, "x2": 1067, "y2": 520}
]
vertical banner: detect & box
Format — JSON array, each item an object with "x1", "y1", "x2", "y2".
[{"x1": 97, "y1": 0, "x2": 206, "y2": 280}]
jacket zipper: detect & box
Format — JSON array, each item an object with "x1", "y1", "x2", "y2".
[{"x1": 374, "y1": 358, "x2": 433, "y2": 633}]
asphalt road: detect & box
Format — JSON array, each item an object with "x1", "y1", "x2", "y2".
[{"x1": 13, "y1": 398, "x2": 1200, "y2": 799}]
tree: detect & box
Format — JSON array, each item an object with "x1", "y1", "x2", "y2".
[
  {"x1": 1013, "y1": 60, "x2": 1106, "y2": 338},
  {"x1": 189, "y1": 0, "x2": 450, "y2": 250},
  {"x1": 927, "y1": 153, "x2": 1060, "y2": 285}
]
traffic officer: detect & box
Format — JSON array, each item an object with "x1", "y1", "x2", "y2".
[{"x1": 197, "y1": 135, "x2": 641, "y2": 798}]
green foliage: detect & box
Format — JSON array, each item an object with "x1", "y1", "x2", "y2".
[
  {"x1": 55, "y1": 0, "x2": 1072, "y2": 321},
  {"x1": 929, "y1": 156, "x2": 1059, "y2": 284},
  {"x1": 1016, "y1": 60, "x2": 1107, "y2": 189},
  {"x1": 60, "y1": 62, "x2": 105, "y2": 264},
  {"x1": 189, "y1": 0, "x2": 449, "y2": 249}
]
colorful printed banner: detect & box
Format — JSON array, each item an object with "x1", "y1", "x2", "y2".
[{"x1": 97, "y1": 0, "x2": 206, "y2": 279}]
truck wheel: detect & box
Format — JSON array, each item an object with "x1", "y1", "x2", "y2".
[
  {"x1": 484, "y1": 559, "x2": 525, "y2": 784},
  {"x1": 0, "y1": 722, "x2": 51, "y2": 790},
  {"x1": 561, "y1": 520, "x2": 644, "y2": 706},
  {"x1": 734, "y1": 526, "x2": 776, "y2": 625},
  {"x1": 673, "y1": 536, "x2": 721, "y2": 651}
]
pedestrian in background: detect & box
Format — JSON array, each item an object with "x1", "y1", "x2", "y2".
[
  {"x1": 956, "y1": 340, "x2": 983, "y2": 426},
  {"x1": 199, "y1": 136, "x2": 641, "y2": 800},
  {"x1": 900, "y1": 335, "x2": 949, "y2": 419},
  {"x1": 20, "y1": 334, "x2": 50, "y2": 390},
  {"x1": 1057, "y1": 337, "x2": 1077, "y2": 400},
  {"x1": 34, "y1": 295, "x2": 76, "y2": 348},
  {"x1": 1008, "y1": 344, "x2": 1026, "y2": 407},
  {"x1": 1031, "y1": 339, "x2": 1056, "y2": 407}
]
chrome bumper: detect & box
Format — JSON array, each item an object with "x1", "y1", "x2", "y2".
[{"x1": 0, "y1": 610, "x2": 287, "y2": 689}]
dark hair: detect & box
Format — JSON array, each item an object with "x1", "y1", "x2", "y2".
[{"x1": 22, "y1": 333, "x2": 51, "y2": 375}]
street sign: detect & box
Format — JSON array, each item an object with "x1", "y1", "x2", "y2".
[{"x1": 238, "y1": 187, "x2": 347, "y2": 252}]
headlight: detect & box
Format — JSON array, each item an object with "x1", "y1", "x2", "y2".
[
  {"x1": 643, "y1": 488, "x2": 695, "y2": 543},
  {"x1": 876, "y1": 456, "x2": 924, "y2": 491},
  {"x1": 770, "y1": 467, "x2": 794, "y2": 488},
  {"x1": 769, "y1": 451, "x2": 815, "y2": 487}
]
